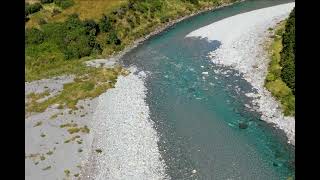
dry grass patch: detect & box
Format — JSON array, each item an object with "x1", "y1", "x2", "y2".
[
  {"x1": 52, "y1": 0, "x2": 127, "y2": 21},
  {"x1": 26, "y1": 0, "x2": 127, "y2": 29}
]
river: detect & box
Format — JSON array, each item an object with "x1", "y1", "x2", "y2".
[{"x1": 120, "y1": 0, "x2": 295, "y2": 179}]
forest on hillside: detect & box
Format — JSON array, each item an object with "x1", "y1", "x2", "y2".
[{"x1": 280, "y1": 7, "x2": 295, "y2": 94}]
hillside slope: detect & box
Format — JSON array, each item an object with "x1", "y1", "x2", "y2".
[{"x1": 25, "y1": 0, "x2": 237, "y2": 81}]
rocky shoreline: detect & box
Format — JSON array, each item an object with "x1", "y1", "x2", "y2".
[
  {"x1": 186, "y1": 3, "x2": 295, "y2": 145},
  {"x1": 80, "y1": 67, "x2": 168, "y2": 179}
]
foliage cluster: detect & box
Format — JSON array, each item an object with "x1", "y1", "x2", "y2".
[{"x1": 280, "y1": 7, "x2": 295, "y2": 94}]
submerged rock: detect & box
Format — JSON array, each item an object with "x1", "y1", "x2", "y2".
[
  {"x1": 239, "y1": 122, "x2": 248, "y2": 129},
  {"x1": 188, "y1": 88, "x2": 196, "y2": 93},
  {"x1": 273, "y1": 162, "x2": 278, "y2": 167}
]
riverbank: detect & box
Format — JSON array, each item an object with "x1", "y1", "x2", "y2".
[
  {"x1": 186, "y1": 3, "x2": 295, "y2": 145},
  {"x1": 265, "y1": 20, "x2": 295, "y2": 117},
  {"x1": 80, "y1": 67, "x2": 168, "y2": 179},
  {"x1": 94, "y1": 0, "x2": 245, "y2": 65}
]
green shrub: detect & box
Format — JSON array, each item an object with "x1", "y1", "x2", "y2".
[
  {"x1": 149, "y1": 0, "x2": 163, "y2": 12},
  {"x1": 41, "y1": 0, "x2": 54, "y2": 4},
  {"x1": 127, "y1": 17, "x2": 135, "y2": 28},
  {"x1": 83, "y1": 19, "x2": 99, "y2": 36},
  {"x1": 99, "y1": 15, "x2": 112, "y2": 32},
  {"x1": 135, "y1": 2, "x2": 149, "y2": 13},
  {"x1": 160, "y1": 16, "x2": 170, "y2": 23},
  {"x1": 26, "y1": 28, "x2": 45, "y2": 45},
  {"x1": 106, "y1": 31, "x2": 121, "y2": 45},
  {"x1": 266, "y1": 73, "x2": 275, "y2": 82},
  {"x1": 25, "y1": 3, "x2": 43, "y2": 16},
  {"x1": 187, "y1": 0, "x2": 199, "y2": 5},
  {"x1": 54, "y1": 0, "x2": 74, "y2": 9}
]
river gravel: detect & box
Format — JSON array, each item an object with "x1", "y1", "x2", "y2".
[
  {"x1": 186, "y1": 3, "x2": 295, "y2": 145},
  {"x1": 84, "y1": 67, "x2": 168, "y2": 180}
]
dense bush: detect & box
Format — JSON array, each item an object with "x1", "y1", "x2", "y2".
[
  {"x1": 25, "y1": 28, "x2": 46, "y2": 45},
  {"x1": 149, "y1": 0, "x2": 163, "y2": 12},
  {"x1": 135, "y1": 2, "x2": 149, "y2": 13},
  {"x1": 54, "y1": 0, "x2": 74, "y2": 9},
  {"x1": 280, "y1": 7, "x2": 295, "y2": 94},
  {"x1": 60, "y1": 15, "x2": 100, "y2": 59},
  {"x1": 83, "y1": 20, "x2": 100, "y2": 36},
  {"x1": 40, "y1": 0, "x2": 54, "y2": 4},
  {"x1": 25, "y1": 2, "x2": 43, "y2": 16},
  {"x1": 107, "y1": 31, "x2": 121, "y2": 45},
  {"x1": 187, "y1": 0, "x2": 199, "y2": 5},
  {"x1": 99, "y1": 15, "x2": 112, "y2": 32},
  {"x1": 26, "y1": 14, "x2": 101, "y2": 60}
]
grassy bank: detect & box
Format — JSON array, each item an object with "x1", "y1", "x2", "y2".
[
  {"x1": 25, "y1": 0, "x2": 237, "y2": 82},
  {"x1": 26, "y1": 66, "x2": 130, "y2": 113},
  {"x1": 265, "y1": 19, "x2": 295, "y2": 116}
]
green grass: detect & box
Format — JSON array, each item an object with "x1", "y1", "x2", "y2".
[
  {"x1": 265, "y1": 21, "x2": 295, "y2": 116},
  {"x1": 65, "y1": 125, "x2": 90, "y2": 134},
  {"x1": 50, "y1": 113, "x2": 58, "y2": 119},
  {"x1": 26, "y1": 66, "x2": 129, "y2": 113},
  {"x1": 64, "y1": 135, "x2": 80, "y2": 143},
  {"x1": 26, "y1": 90, "x2": 50, "y2": 102},
  {"x1": 60, "y1": 123, "x2": 77, "y2": 128},
  {"x1": 67, "y1": 127, "x2": 80, "y2": 134}
]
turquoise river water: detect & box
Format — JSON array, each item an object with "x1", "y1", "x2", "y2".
[{"x1": 121, "y1": 0, "x2": 295, "y2": 179}]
